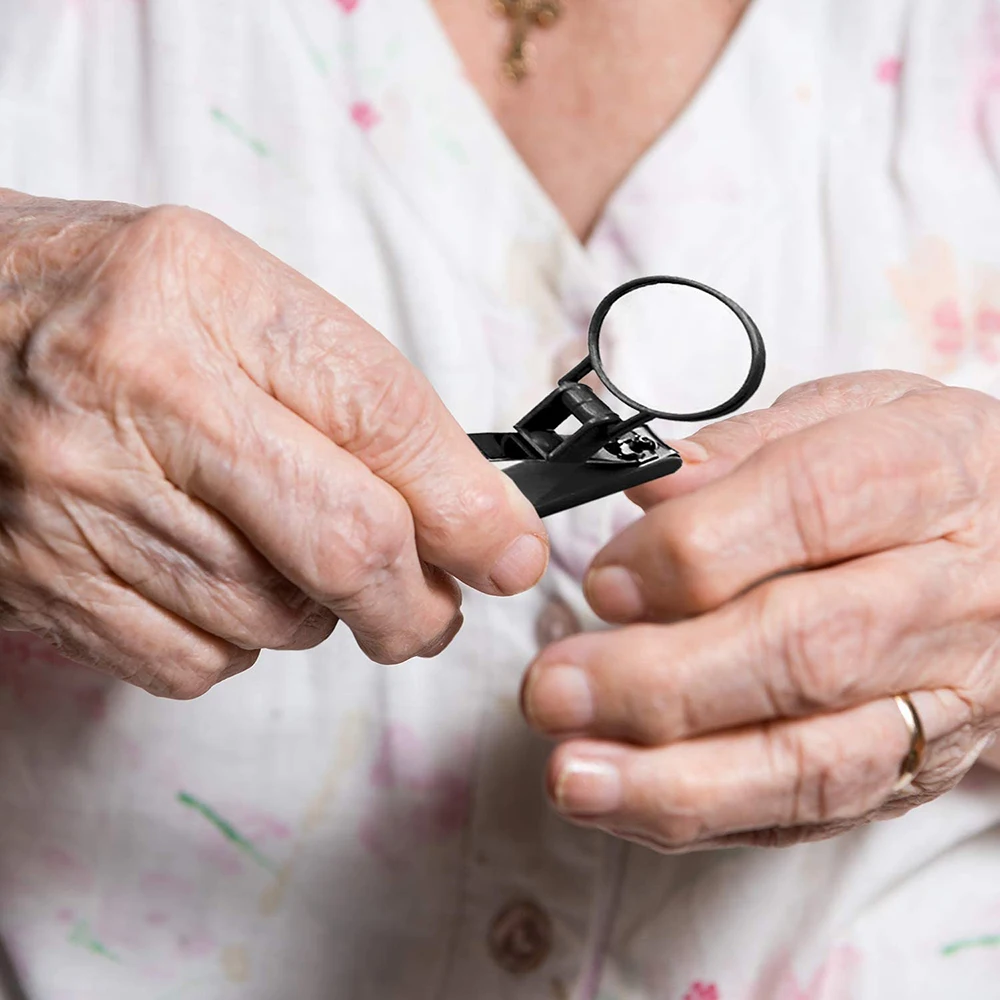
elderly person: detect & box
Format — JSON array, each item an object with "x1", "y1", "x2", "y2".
[{"x1": 2, "y1": 0, "x2": 1000, "y2": 997}]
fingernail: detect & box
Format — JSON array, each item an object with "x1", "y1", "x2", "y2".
[
  {"x1": 554, "y1": 757, "x2": 622, "y2": 816},
  {"x1": 418, "y1": 611, "x2": 464, "y2": 658},
  {"x1": 584, "y1": 565, "x2": 645, "y2": 623},
  {"x1": 665, "y1": 438, "x2": 710, "y2": 464},
  {"x1": 523, "y1": 665, "x2": 594, "y2": 733},
  {"x1": 490, "y1": 533, "x2": 549, "y2": 595}
]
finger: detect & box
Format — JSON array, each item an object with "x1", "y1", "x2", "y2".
[
  {"x1": 526, "y1": 541, "x2": 982, "y2": 744},
  {"x1": 59, "y1": 463, "x2": 339, "y2": 652},
  {"x1": 139, "y1": 373, "x2": 463, "y2": 664},
  {"x1": 193, "y1": 219, "x2": 550, "y2": 596},
  {"x1": 544, "y1": 692, "x2": 958, "y2": 849},
  {"x1": 2, "y1": 543, "x2": 258, "y2": 699},
  {"x1": 628, "y1": 370, "x2": 942, "y2": 511},
  {"x1": 587, "y1": 385, "x2": 986, "y2": 623}
]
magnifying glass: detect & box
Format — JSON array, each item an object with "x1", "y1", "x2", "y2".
[{"x1": 470, "y1": 275, "x2": 766, "y2": 518}]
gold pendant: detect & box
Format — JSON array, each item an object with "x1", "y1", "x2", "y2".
[{"x1": 492, "y1": 0, "x2": 563, "y2": 82}]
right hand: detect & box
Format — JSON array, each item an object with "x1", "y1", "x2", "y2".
[{"x1": 0, "y1": 191, "x2": 548, "y2": 697}]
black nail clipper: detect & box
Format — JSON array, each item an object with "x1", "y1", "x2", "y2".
[{"x1": 470, "y1": 276, "x2": 766, "y2": 518}]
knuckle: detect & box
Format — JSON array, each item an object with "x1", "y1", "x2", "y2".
[
  {"x1": 906, "y1": 381, "x2": 965, "y2": 408},
  {"x1": 257, "y1": 602, "x2": 330, "y2": 651},
  {"x1": 308, "y1": 488, "x2": 414, "y2": 605},
  {"x1": 621, "y1": 626, "x2": 690, "y2": 739},
  {"x1": 808, "y1": 746, "x2": 860, "y2": 824},
  {"x1": 358, "y1": 626, "x2": 428, "y2": 665},
  {"x1": 418, "y1": 476, "x2": 510, "y2": 552},
  {"x1": 773, "y1": 376, "x2": 828, "y2": 408},
  {"x1": 97, "y1": 205, "x2": 227, "y2": 350},
  {"x1": 263, "y1": 613, "x2": 314, "y2": 650},
  {"x1": 654, "y1": 507, "x2": 730, "y2": 609},
  {"x1": 150, "y1": 645, "x2": 256, "y2": 700},
  {"x1": 775, "y1": 372, "x2": 941, "y2": 409},
  {"x1": 14, "y1": 420, "x2": 89, "y2": 495},
  {"x1": 781, "y1": 440, "x2": 838, "y2": 562},
  {"x1": 228, "y1": 611, "x2": 301, "y2": 651},
  {"x1": 354, "y1": 491, "x2": 414, "y2": 569},
  {"x1": 217, "y1": 577, "x2": 319, "y2": 650},
  {"x1": 18, "y1": 216, "x2": 215, "y2": 412},
  {"x1": 155, "y1": 670, "x2": 216, "y2": 701},
  {"x1": 87, "y1": 322, "x2": 215, "y2": 422},
  {"x1": 647, "y1": 777, "x2": 709, "y2": 847},
  {"x1": 651, "y1": 819, "x2": 705, "y2": 850},
  {"x1": 276, "y1": 607, "x2": 338, "y2": 650},
  {"x1": 127, "y1": 204, "x2": 215, "y2": 251},
  {"x1": 379, "y1": 603, "x2": 462, "y2": 664},
  {"x1": 5, "y1": 203, "x2": 220, "y2": 404},
  {"x1": 767, "y1": 722, "x2": 854, "y2": 826},
  {"x1": 316, "y1": 345, "x2": 438, "y2": 471},
  {"x1": 221, "y1": 645, "x2": 260, "y2": 680},
  {"x1": 370, "y1": 640, "x2": 418, "y2": 666},
  {"x1": 758, "y1": 581, "x2": 875, "y2": 713},
  {"x1": 342, "y1": 359, "x2": 433, "y2": 457}
]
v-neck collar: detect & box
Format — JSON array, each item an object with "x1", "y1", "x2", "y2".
[
  {"x1": 330, "y1": 0, "x2": 817, "y2": 406},
  {"x1": 350, "y1": 0, "x2": 776, "y2": 282},
  {"x1": 283, "y1": 0, "x2": 821, "y2": 317}
]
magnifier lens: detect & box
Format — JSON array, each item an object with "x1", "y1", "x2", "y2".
[{"x1": 592, "y1": 279, "x2": 756, "y2": 420}]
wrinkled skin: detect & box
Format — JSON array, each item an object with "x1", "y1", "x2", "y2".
[
  {"x1": 0, "y1": 191, "x2": 548, "y2": 697},
  {"x1": 523, "y1": 371, "x2": 1000, "y2": 850}
]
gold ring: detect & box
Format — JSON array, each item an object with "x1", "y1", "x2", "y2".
[{"x1": 892, "y1": 693, "x2": 927, "y2": 792}]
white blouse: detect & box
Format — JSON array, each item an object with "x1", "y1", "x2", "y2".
[{"x1": 2, "y1": 1, "x2": 1000, "y2": 997}]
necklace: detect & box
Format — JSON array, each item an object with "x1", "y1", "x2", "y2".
[{"x1": 491, "y1": 0, "x2": 563, "y2": 82}]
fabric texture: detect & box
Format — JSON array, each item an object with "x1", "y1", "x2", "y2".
[{"x1": 2, "y1": 1, "x2": 1000, "y2": 997}]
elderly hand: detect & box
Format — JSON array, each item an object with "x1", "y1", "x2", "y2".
[
  {"x1": 522, "y1": 371, "x2": 1000, "y2": 851},
  {"x1": 0, "y1": 191, "x2": 547, "y2": 697}
]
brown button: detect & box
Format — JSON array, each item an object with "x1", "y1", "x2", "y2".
[
  {"x1": 488, "y1": 899, "x2": 553, "y2": 974},
  {"x1": 535, "y1": 595, "x2": 581, "y2": 649}
]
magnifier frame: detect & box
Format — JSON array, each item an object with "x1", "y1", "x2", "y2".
[
  {"x1": 582, "y1": 274, "x2": 767, "y2": 424},
  {"x1": 469, "y1": 273, "x2": 767, "y2": 517}
]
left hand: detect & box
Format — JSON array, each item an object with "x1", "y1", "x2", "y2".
[{"x1": 521, "y1": 371, "x2": 1000, "y2": 851}]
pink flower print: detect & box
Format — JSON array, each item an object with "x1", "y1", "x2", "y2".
[
  {"x1": 683, "y1": 982, "x2": 720, "y2": 1000},
  {"x1": 332, "y1": 0, "x2": 361, "y2": 12},
  {"x1": 876, "y1": 57, "x2": 904, "y2": 85},
  {"x1": 975, "y1": 308, "x2": 1000, "y2": 363},
  {"x1": 888, "y1": 239, "x2": 972, "y2": 374},
  {"x1": 38, "y1": 847, "x2": 93, "y2": 892},
  {"x1": 978, "y1": 308, "x2": 1000, "y2": 332},
  {"x1": 931, "y1": 298, "x2": 966, "y2": 355},
  {"x1": 369, "y1": 723, "x2": 422, "y2": 790},
  {"x1": 350, "y1": 101, "x2": 380, "y2": 131},
  {"x1": 0, "y1": 630, "x2": 113, "y2": 720},
  {"x1": 73, "y1": 685, "x2": 108, "y2": 721},
  {"x1": 0, "y1": 630, "x2": 75, "y2": 670},
  {"x1": 359, "y1": 724, "x2": 472, "y2": 868}
]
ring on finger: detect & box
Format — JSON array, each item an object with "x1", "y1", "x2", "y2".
[{"x1": 892, "y1": 693, "x2": 927, "y2": 793}]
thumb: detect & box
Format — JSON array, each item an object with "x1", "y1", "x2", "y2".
[{"x1": 628, "y1": 370, "x2": 942, "y2": 511}]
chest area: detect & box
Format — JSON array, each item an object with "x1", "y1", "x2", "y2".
[{"x1": 428, "y1": 0, "x2": 753, "y2": 238}]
